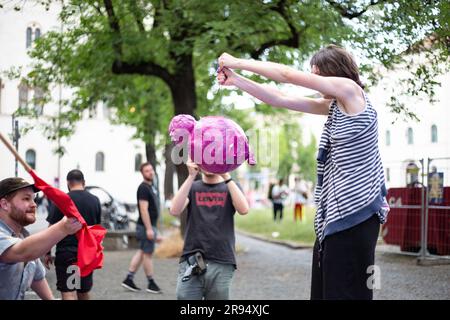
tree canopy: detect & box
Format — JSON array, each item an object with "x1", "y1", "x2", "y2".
[{"x1": 3, "y1": 0, "x2": 449, "y2": 187}]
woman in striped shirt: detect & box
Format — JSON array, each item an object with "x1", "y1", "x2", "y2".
[{"x1": 217, "y1": 45, "x2": 389, "y2": 300}]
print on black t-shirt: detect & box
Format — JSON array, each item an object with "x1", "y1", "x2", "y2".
[{"x1": 195, "y1": 192, "x2": 227, "y2": 207}]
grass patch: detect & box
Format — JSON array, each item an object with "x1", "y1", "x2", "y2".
[
  {"x1": 154, "y1": 206, "x2": 316, "y2": 253},
  {"x1": 158, "y1": 209, "x2": 180, "y2": 229},
  {"x1": 235, "y1": 206, "x2": 316, "y2": 245}
]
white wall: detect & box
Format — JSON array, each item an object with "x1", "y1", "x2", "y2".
[
  {"x1": 371, "y1": 70, "x2": 450, "y2": 188},
  {"x1": 0, "y1": 2, "x2": 148, "y2": 203},
  {"x1": 289, "y1": 63, "x2": 450, "y2": 189}
]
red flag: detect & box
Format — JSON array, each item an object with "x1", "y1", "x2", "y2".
[{"x1": 29, "y1": 170, "x2": 106, "y2": 277}]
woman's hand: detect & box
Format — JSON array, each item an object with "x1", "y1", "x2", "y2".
[
  {"x1": 217, "y1": 67, "x2": 236, "y2": 86},
  {"x1": 218, "y1": 52, "x2": 240, "y2": 69}
]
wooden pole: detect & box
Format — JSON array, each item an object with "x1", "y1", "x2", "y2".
[{"x1": 0, "y1": 131, "x2": 32, "y2": 173}]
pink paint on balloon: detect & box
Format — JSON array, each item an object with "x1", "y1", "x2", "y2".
[{"x1": 169, "y1": 114, "x2": 256, "y2": 174}]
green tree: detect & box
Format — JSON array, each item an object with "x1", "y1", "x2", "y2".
[
  {"x1": 297, "y1": 133, "x2": 317, "y2": 183},
  {"x1": 10, "y1": 0, "x2": 360, "y2": 174},
  {"x1": 347, "y1": 0, "x2": 449, "y2": 121},
  {"x1": 273, "y1": 119, "x2": 317, "y2": 183},
  {"x1": 276, "y1": 121, "x2": 297, "y2": 180},
  {"x1": 4, "y1": 0, "x2": 448, "y2": 193}
]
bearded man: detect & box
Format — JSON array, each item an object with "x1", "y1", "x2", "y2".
[{"x1": 0, "y1": 177, "x2": 81, "y2": 300}]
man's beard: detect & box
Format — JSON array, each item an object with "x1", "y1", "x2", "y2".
[{"x1": 10, "y1": 206, "x2": 36, "y2": 226}]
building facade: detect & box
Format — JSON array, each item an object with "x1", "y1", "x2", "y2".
[
  {"x1": 371, "y1": 70, "x2": 450, "y2": 188},
  {"x1": 0, "y1": 3, "x2": 149, "y2": 203},
  {"x1": 298, "y1": 65, "x2": 450, "y2": 189}
]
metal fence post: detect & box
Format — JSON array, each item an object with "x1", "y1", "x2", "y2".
[
  {"x1": 424, "y1": 158, "x2": 431, "y2": 257},
  {"x1": 12, "y1": 116, "x2": 20, "y2": 177},
  {"x1": 419, "y1": 158, "x2": 426, "y2": 259}
]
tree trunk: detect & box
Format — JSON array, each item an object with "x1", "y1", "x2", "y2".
[
  {"x1": 145, "y1": 142, "x2": 157, "y2": 171},
  {"x1": 163, "y1": 142, "x2": 175, "y2": 200},
  {"x1": 168, "y1": 54, "x2": 197, "y2": 236},
  {"x1": 145, "y1": 141, "x2": 160, "y2": 200}
]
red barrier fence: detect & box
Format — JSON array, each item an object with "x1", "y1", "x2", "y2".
[{"x1": 382, "y1": 187, "x2": 450, "y2": 256}]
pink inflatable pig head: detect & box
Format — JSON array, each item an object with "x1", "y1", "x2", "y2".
[{"x1": 168, "y1": 114, "x2": 256, "y2": 174}]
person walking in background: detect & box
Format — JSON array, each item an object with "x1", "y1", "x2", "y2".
[
  {"x1": 271, "y1": 179, "x2": 289, "y2": 222},
  {"x1": 293, "y1": 177, "x2": 308, "y2": 222},
  {"x1": 45, "y1": 169, "x2": 101, "y2": 300},
  {"x1": 267, "y1": 181, "x2": 275, "y2": 208},
  {"x1": 122, "y1": 162, "x2": 163, "y2": 294}
]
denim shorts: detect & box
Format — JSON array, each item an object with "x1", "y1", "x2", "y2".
[{"x1": 135, "y1": 224, "x2": 157, "y2": 254}]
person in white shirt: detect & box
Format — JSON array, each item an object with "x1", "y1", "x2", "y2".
[{"x1": 271, "y1": 179, "x2": 289, "y2": 222}]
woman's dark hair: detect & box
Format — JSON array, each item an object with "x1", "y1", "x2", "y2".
[{"x1": 310, "y1": 44, "x2": 365, "y2": 89}]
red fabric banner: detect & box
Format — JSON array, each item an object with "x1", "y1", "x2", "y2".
[{"x1": 29, "y1": 170, "x2": 106, "y2": 276}]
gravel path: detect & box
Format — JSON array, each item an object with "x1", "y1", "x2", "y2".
[{"x1": 27, "y1": 232, "x2": 450, "y2": 300}]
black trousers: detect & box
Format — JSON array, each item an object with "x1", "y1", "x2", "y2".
[
  {"x1": 273, "y1": 203, "x2": 284, "y2": 221},
  {"x1": 310, "y1": 214, "x2": 380, "y2": 300}
]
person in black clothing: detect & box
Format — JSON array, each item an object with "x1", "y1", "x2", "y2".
[
  {"x1": 170, "y1": 159, "x2": 250, "y2": 300},
  {"x1": 44, "y1": 169, "x2": 101, "y2": 300},
  {"x1": 121, "y1": 162, "x2": 162, "y2": 294}
]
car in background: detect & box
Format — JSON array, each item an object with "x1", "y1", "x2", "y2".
[{"x1": 85, "y1": 186, "x2": 137, "y2": 230}]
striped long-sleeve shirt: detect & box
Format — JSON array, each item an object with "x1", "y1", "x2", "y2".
[{"x1": 314, "y1": 92, "x2": 389, "y2": 244}]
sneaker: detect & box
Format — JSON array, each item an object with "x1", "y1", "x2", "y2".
[
  {"x1": 146, "y1": 279, "x2": 162, "y2": 294},
  {"x1": 121, "y1": 278, "x2": 141, "y2": 292}
]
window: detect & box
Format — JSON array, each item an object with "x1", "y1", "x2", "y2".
[
  {"x1": 34, "y1": 28, "x2": 41, "y2": 40},
  {"x1": 26, "y1": 27, "x2": 32, "y2": 48},
  {"x1": 18, "y1": 81, "x2": 29, "y2": 109},
  {"x1": 135, "y1": 154, "x2": 142, "y2": 172},
  {"x1": 26, "y1": 25, "x2": 42, "y2": 48},
  {"x1": 386, "y1": 168, "x2": 390, "y2": 182},
  {"x1": 88, "y1": 105, "x2": 98, "y2": 119},
  {"x1": 386, "y1": 130, "x2": 391, "y2": 146},
  {"x1": 95, "y1": 152, "x2": 105, "y2": 171},
  {"x1": 25, "y1": 149, "x2": 36, "y2": 169},
  {"x1": 406, "y1": 162, "x2": 419, "y2": 186},
  {"x1": 34, "y1": 87, "x2": 44, "y2": 115},
  {"x1": 407, "y1": 128, "x2": 414, "y2": 145},
  {"x1": 431, "y1": 125, "x2": 438, "y2": 143}
]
